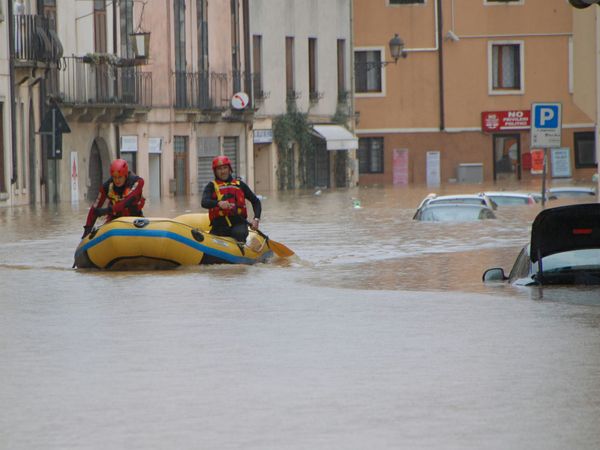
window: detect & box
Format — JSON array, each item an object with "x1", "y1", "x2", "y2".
[
  {"x1": 93, "y1": 1, "x2": 107, "y2": 53},
  {"x1": 355, "y1": 50, "x2": 382, "y2": 93},
  {"x1": 308, "y1": 38, "x2": 318, "y2": 101},
  {"x1": 358, "y1": 138, "x2": 384, "y2": 174},
  {"x1": 574, "y1": 132, "x2": 597, "y2": 169},
  {"x1": 388, "y1": 0, "x2": 424, "y2": 4},
  {"x1": 252, "y1": 35, "x2": 263, "y2": 98},
  {"x1": 490, "y1": 42, "x2": 523, "y2": 93},
  {"x1": 120, "y1": 0, "x2": 133, "y2": 58},
  {"x1": 286, "y1": 37, "x2": 295, "y2": 99},
  {"x1": 337, "y1": 39, "x2": 347, "y2": 103},
  {"x1": 0, "y1": 102, "x2": 5, "y2": 191}
]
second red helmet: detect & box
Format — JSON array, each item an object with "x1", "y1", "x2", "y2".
[
  {"x1": 212, "y1": 155, "x2": 232, "y2": 171},
  {"x1": 110, "y1": 159, "x2": 129, "y2": 178}
]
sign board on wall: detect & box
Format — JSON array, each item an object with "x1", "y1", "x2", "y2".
[
  {"x1": 551, "y1": 147, "x2": 571, "y2": 178},
  {"x1": 70, "y1": 152, "x2": 79, "y2": 204},
  {"x1": 426, "y1": 151, "x2": 440, "y2": 186},
  {"x1": 253, "y1": 129, "x2": 273, "y2": 144},
  {"x1": 148, "y1": 137, "x2": 162, "y2": 154},
  {"x1": 392, "y1": 149, "x2": 409, "y2": 185},
  {"x1": 481, "y1": 110, "x2": 530, "y2": 132},
  {"x1": 120, "y1": 135, "x2": 138, "y2": 152},
  {"x1": 530, "y1": 149, "x2": 545, "y2": 175}
]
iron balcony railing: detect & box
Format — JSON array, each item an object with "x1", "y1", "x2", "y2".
[
  {"x1": 12, "y1": 14, "x2": 62, "y2": 64},
  {"x1": 56, "y1": 56, "x2": 152, "y2": 107},
  {"x1": 173, "y1": 71, "x2": 255, "y2": 110}
]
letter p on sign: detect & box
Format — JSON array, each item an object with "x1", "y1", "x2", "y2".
[
  {"x1": 531, "y1": 102, "x2": 562, "y2": 148},
  {"x1": 535, "y1": 105, "x2": 559, "y2": 128}
]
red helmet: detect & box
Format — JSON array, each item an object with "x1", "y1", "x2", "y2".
[
  {"x1": 110, "y1": 159, "x2": 129, "y2": 178},
  {"x1": 212, "y1": 155, "x2": 232, "y2": 171}
]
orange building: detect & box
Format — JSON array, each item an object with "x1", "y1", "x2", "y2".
[{"x1": 353, "y1": 0, "x2": 597, "y2": 186}]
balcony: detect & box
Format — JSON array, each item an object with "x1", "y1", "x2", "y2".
[
  {"x1": 53, "y1": 56, "x2": 152, "y2": 122},
  {"x1": 173, "y1": 71, "x2": 257, "y2": 116},
  {"x1": 12, "y1": 14, "x2": 62, "y2": 66}
]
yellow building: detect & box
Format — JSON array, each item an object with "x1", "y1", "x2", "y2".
[{"x1": 353, "y1": 0, "x2": 597, "y2": 186}]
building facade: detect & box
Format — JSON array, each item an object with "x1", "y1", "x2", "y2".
[
  {"x1": 1, "y1": 0, "x2": 359, "y2": 209},
  {"x1": 249, "y1": 0, "x2": 358, "y2": 192},
  {"x1": 353, "y1": 0, "x2": 597, "y2": 187},
  {"x1": 0, "y1": 0, "x2": 63, "y2": 207}
]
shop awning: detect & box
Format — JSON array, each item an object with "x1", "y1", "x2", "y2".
[{"x1": 312, "y1": 125, "x2": 358, "y2": 151}]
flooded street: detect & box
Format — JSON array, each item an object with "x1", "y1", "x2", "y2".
[{"x1": 1, "y1": 183, "x2": 600, "y2": 449}]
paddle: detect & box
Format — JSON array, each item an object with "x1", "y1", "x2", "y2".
[{"x1": 247, "y1": 221, "x2": 295, "y2": 258}]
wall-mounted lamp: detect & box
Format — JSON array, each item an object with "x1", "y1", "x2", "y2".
[
  {"x1": 355, "y1": 33, "x2": 408, "y2": 73},
  {"x1": 130, "y1": 31, "x2": 150, "y2": 60},
  {"x1": 388, "y1": 33, "x2": 408, "y2": 61}
]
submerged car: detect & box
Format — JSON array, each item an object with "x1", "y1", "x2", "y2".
[
  {"x1": 414, "y1": 193, "x2": 497, "y2": 219},
  {"x1": 480, "y1": 191, "x2": 539, "y2": 206},
  {"x1": 414, "y1": 203, "x2": 496, "y2": 222},
  {"x1": 483, "y1": 203, "x2": 600, "y2": 286},
  {"x1": 547, "y1": 186, "x2": 597, "y2": 199}
]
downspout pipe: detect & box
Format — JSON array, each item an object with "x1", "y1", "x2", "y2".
[
  {"x1": 7, "y1": 0, "x2": 18, "y2": 186},
  {"x1": 114, "y1": 0, "x2": 120, "y2": 158},
  {"x1": 437, "y1": 0, "x2": 445, "y2": 131}
]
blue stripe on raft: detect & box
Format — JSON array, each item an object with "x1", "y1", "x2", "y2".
[{"x1": 82, "y1": 228, "x2": 259, "y2": 265}]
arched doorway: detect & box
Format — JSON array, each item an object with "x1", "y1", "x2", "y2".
[{"x1": 87, "y1": 138, "x2": 110, "y2": 201}]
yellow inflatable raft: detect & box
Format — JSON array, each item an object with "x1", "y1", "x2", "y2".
[{"x1": 73, "y1": 213, "x2": 277, "y2": 269}]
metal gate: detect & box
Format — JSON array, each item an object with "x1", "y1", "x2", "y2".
[
  {"x1": 223, "y1": 137, "x2": 239, "y2": 176},
  {"x1": 174, "y1": 136, "x2": 188, "y2": 196},
  {"x1": 197, "y1": 137, "x2": 219, "y2": 192}
]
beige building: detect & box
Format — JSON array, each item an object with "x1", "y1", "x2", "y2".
[
  {"x1": 249, "y1": 0, "x2": 357, "y2": 192},
  {"x1": 354, "y1": 0, "x2": 597, "y2": 187},
  {"x1": 0, "y1": 0, "x2": 63, "y2": 207}
]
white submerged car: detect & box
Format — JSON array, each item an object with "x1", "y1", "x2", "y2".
[{"x1": 480, "y1": 191, "x2": 540, "y2": 206}]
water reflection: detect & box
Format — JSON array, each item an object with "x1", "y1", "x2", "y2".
[{"x1": 2, "y1": 183, "x2": 600, "y2": 449}]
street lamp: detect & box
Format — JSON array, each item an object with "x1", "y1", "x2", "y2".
[
  {"x1": 356, "y1": 33, "x2": 408, "y2": 72},
  {"x1": 388, "y1": 33, "x2": 408, "y2": 62}
]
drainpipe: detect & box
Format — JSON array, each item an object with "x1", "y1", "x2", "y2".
[
  {"x1": 596, "y1": 6, "x2": 600, "y2": 199},
  {"x1": 349, "y1": 0, "x2": 357, "y2": 187},
  {"x1": 437, "y1": 0, "x2": 445, "y2": 131},
  {"x1": 242, "y1": 0, "x2": 254, "y2": 187},
  {"x1": 114, "y1": 0, "x2": 120, "y2": 159},
  {"x1": 7, "y1": 0, "x2": 17, "y2": 189}
]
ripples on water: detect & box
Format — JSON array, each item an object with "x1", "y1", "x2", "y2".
[{"x1": 1, "y1": 183, "x2": 600, "y2": 450}]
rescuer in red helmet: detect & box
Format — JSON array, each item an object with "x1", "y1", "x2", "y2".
[
  {"x1": 81, "y1": 158, "x2": 145, "y2": 238},
  {"x1": 201, "y1": 155, "x2": 261, "y2": 243}
]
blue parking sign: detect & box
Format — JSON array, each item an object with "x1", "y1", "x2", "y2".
[
  {"x1": 533, "y1": 104, "x2": 559, "y2": 128},
  {"x1": 531, "y1": 102, "x2": 562, "y2": 148}
]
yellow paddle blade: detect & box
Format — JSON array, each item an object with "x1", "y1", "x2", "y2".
[{"x1": 267, "y1": 239, "x2": 295, "y2": 258}]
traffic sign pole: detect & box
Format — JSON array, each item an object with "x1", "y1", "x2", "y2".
[{"x1": 531, "y1": 102, "x2": 562, "y2": 208}]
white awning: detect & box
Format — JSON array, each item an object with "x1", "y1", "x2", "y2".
[{"x1": 312, "y1": 125, "x2": 358, "y2": 151}]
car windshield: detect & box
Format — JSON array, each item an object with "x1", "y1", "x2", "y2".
[
  {"x1": 419, "y1": 206, "x2": 494, "y2": 221},
  {"x1": 488, "y1": 196, "x2": 530, "y2": 205},
  {"x1": 537, "y1": 249, "x2": 600, "y2": 273},
  {"x1": 549, "y1": 190, "x2": 595, "y2": 198},
  {"x1": 429, "y1": 198, "x2": 484, "y2": 206}
]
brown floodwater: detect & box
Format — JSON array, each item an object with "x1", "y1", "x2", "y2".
[{"x1": 1, "y1": 182, "x2": 599, "y2": 449}]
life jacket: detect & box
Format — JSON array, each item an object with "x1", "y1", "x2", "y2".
[
  {"x1": 209, "y1": 179, "x2": 248, "y2": 223},
  {"x1": 106, "y1": 175, "x2": 144, "y2": 217}
]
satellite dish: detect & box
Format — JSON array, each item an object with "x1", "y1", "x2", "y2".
[{"x1": 231, "y1": 92, "x2": 249, "y2": 110}]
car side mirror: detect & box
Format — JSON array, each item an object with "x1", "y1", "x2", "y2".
[{"x1": 482, "y1": 268, "x2": 508, "y2": 282}]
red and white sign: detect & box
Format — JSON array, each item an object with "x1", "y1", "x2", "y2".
[{"x1": 482, "y1": 110, "x2": 530, "y2": 132}]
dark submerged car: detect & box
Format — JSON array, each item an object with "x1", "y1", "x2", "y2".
[{"x1": 483, "y1": 203, "x2": 600, "y2": 286}]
